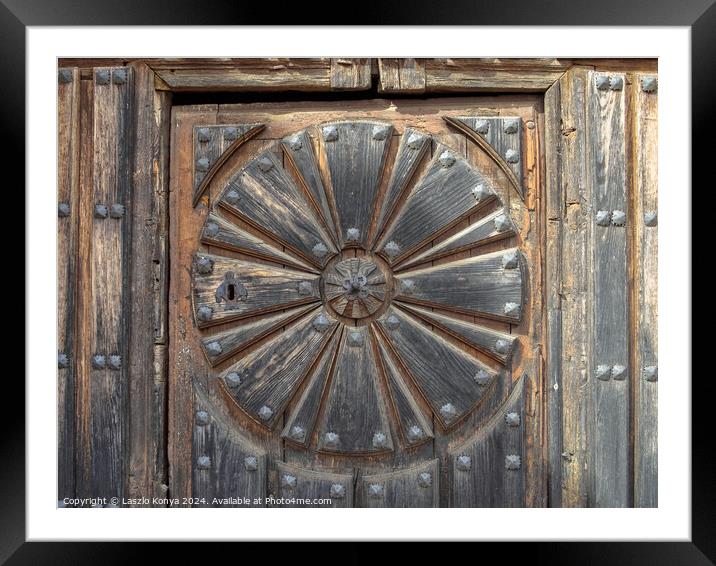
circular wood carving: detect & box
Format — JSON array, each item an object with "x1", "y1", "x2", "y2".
[{"x1": 192, "y1": 120, "x2": 525, "y2": 457}]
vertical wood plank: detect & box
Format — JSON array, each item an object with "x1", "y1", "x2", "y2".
[
  {"x1": 330, "y1": 58, "x2": 371, "y2": 90},
  {"x1": 633, "y1": 73, "x2": 658, "y2": 508},
  {"x1": 588, "y1": 71, "x2": 630, "y2": 507},
  {"x1": 377, "y1": 59, "x2": 426, "y2": 93},
  {"x1": 57, "y1": 67, "x2": 80, "y2": 501}
]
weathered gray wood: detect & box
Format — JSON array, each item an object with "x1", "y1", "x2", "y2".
[
  {"x1": 317, "y1": 327, "x2": 393, "y2": 454},
  {"x1": 321, "y1": 121, "x2": 393, "y2": 247},
  {"x1": 218, "y1": 310, "x2": 339, "y2": 429},
  {"x1": 276, "y1": 462, "x2": 354, "y2": 507},
  {"x1": 324, "y1": 257, "x2": 387, "y2": 319},
  {"x1": 359, "y1": 459, "x2": 439, "y2": 508},
  {"x1": 633, "y1": 73, "x2": 658, "y2": 508},
  {"x1": 281, "y1": 129, "x2": 338, "y2": 240},
  {"x1": 588, "y1": 71, "x2": 630, "y2": 508},
  {"x1": 377, "y1": 146, "x2": 498, "y2": 265},
  {"x1": 192, "y1": 254, "x2": 321, "y2": 328},
  {"x1": 450, "y1": 376, "x2": 525, "y2": 507},
  {"x1": 377, "y1": 59, "x2": 426, "y2": 94},
  {"x1": 399, "y1": 304, "x2": 517, "y2": 364},
  {"x1": 397, "y1": 208, "x2": 517, "y2": 270},
  {"x1": 201, "y1": 211, "x2": 314, "y2": 272},
  {"x1": 192, "y1": 123, "x2": 265, "y2": 207},
  {"x1": 375, "y1": 307, "x2": 498, "y2": 429},
  {"x1": 329, "y1": 58, "x2": 371, "y2": 90},
  {"x1": 394, "y1": 249, "x2": 524, "y2": 322},
  {"x1": 281, "y1": 333, "x2": 340, "y2": 448},
  {"x1": 376, "y1": 341, "x2": 433, "y2": 447},
  {"x1": 219, "y1": 149, "x2": 337, "y2": 267},
  {"x1": 371, "y1": 127, "x2": 430, "y2": 245},
  {"x1": 200, "y1": 304, "x2": 318, "y2": 366}
]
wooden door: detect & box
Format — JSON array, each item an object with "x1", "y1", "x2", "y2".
[{"x1": 168, "y1": 97, "x2": 544, "y2": 507}]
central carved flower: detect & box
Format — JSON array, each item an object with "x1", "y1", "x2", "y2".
[{"x1": 322, "y1": 256, "x2": 389, "y2": 320}]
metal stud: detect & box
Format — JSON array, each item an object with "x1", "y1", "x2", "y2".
[
  {"x1": 473, "y1": 369, "x2": 491, "y2": 386},
  {"x1": 367, "y1": 483, "x2": 384, "y2": 498},
  {"x1": 197, "y1": 128, "x2": 210, "y2": 143},
  {"x1": 456, "y1": 455, "x2": 472, "y2": 471},
  {"x1": 244, "y1": 456, "x2": 258, "y2": 471},
  {"x1": 286, "y1": 135, "x2": 302, "y2": 151},
  {"x1": 641, "y1": 76, "x2": 658, "y2": 93},
  {"x1": 224, "y1": 127, "x2": 238, "y2": 141},
  {"x1": 407, "y1": 132, "x2": 425, "y2": 150},
  {"x1": 94, "y1": 204, "x2": 108, "y2": 219},
  {"x1": 472, "y1": 184, "x2": 491, "y2": 202},
  {"x1": 504, "y1": 149, "x2": 520, "y2": 164},
  {"x1": 312, "y1": 313, "x2": 331, "y2": 333},
  {"x1": 611, "y1": 210, "x2": 626, "y2": 226},
  {"x1": 58, "y1": 69, "x2": 73, "y2": 84},
  {"x1": 407, "y1": 425, "x2": 424, "y2": 442},
  {"x1": 644, "y1": 365, "x2": 658, "y2": 382},
  {"x1": 504, "y1": 302, "x2": 521, "y2": 318},
  {"x1": 91, "y1": 354, "x2": 106, "y2": 369},
  {"x1": 108, "y1": 354, "x2": 122, "y2": 370},
  {"x1": 312, "y1": 242, "x2": 328, "y2": 258},
  {"x1": 417, "y1": 472, "x2": 432, "y2": 488},
  {"x1": 197, "y1": 456, "x2": 211, "y2": 469},
  {"x1": 595, "y1": 75, "x2": 610, "y2": 90},
  {"x1": 346, "y1": 227, "x2": 361, "y2": 242},
  {"x1": 474, "y1": 119, "x2": 490, "y2": 135},
  {"x1": 611, "y1": 364, "x2": 627, "y2": 381},
  {"x1": 505, "y1": 412, "x2": 521, "y2": 427},
  {"x1": 347, "y1": 331, "x2": 365, "y2": 348},
  {"x1": 257, "y1": 405, "x2": 273, "y2": 421},
  {"x1": 95, "y1": 70, "x2": 110, "y2": 85},
  {"x1": 438, "y1": 150, "x2": 456, "y2": 168},
  {"x1": 58, "y1": 353, "x2": 69, "y2": 369},
  {"x1": 196, "y1": 256, "x2": 214, "y2": 274},
  {"x1": 494, "y1": 213, "x2": 511, "y2": 232},
  {"x1": 384, "y1": 315, "x2": 400, "y2": 330},
  {"x1": 401, "y1": 279, "x2": 416, "y2": 294},
  {"x1": 595, "y1": 364, "x2": 612, "y2": 381},
  {"x1": 505, "y1": 454, "x2": 521, "y2": 470},
  {"x1": 197, "y1": 306, "x2": 213, "y2": 322},
  {"x1": 297, "y1": 281, "x2": 313, "y2": 296},
  {"x1": 494, "y1": 339, "x2": 511, "y2": 355},
  {"x1": 330, "y1": 483, "x2": 346, "y2": 499},
  {"x1": 372, "y1": 432, "x2": 387, "y2": 448},
  {"x1": 289, "y1": 425, "x2": 305, "y2": 442},
  {"x1": 195, "y1": 410, "x2": 210, "y2": 426},
  {"x1": 372, "y1": 125, "x2": 391, "y2": 141},
  {"x1": 111, "y1": 69, "x2": 127, "y2": 85},
  {"x1": 204, "y1": 222, "x2": 220, "y2": 238},
  {"x1": 609, "y1": 76, "x2": 623, "y2": 91},
  {"x1": 504, "y1": 119, "x2": 519, "y2": 134},
  {"x1": 502, "y1": 251, "x2": 519, "y2": 269},
  {"x1": 206, "y1": 341, "x2": 223, "y2": 357},
  {"x1": 324, "y1": 431, "x2": 340, "y2": 449},
  {"x1": 440, "y1": 403, "x2": 458, "y2": 423},
  {"x1": 109, "y1": 204, "x2": 125, "y2": 218},
  {"x1": 644, "y1": 211, "x2": 658, "y2": 227},
  {"x1": 384, "y1": 241, "x2": 401, "y2": 258},
  {"x1": 58, "y1": 203, "x2": 71, "y2": 217},
  {"x1": 196, "y1": 157, "x2": 210, "y2": 172},
  {"x1": 322, "y1": 125, "x2": 338, "y2": 142},
  {"x1": 596, "y1": 210, "x2": 611, "y2": 226},
  {"x1": 257, "y1": 156, "x2": 274, "y2": 173},
  {"x1": 224, "y1": 189, "x2": 240, "y2": 205},
  {"x1": 281, "y1": 474, "x2": 297, "y2": 490}
]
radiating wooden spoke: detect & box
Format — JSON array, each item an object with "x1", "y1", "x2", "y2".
[
  {"x1": 218, "y1": 150, "x2": 337, "y2": 267},
  {"x1": 377, "y1": 147, "x2": 499, "y2": 265},
  {"x1": 321, "y1": 121, "x2": 393, "y2": 248},
  {"x1": 192, "y1": 254, "x2": 321, "y2": 328},
  {"x1": 218, "y1": 310, "x2": 339, "y2": 429},
  {"x1": 375, "y1": 308, "x2": 498, "y2": 429},
  {"x1": 316, "y1": 327, "x2": 393, "y2": 454},
  {"x1": 394, "y1": 249, "x2": 524, "y2": 322}
]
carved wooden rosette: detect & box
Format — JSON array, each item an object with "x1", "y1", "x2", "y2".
[{"x1": 191, "y1": 120, "x2": 525, "y2": 458}]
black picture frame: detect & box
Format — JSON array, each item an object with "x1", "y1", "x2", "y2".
[{"x1": 9, "y1": 0, "x2": 706, "y2": 561}]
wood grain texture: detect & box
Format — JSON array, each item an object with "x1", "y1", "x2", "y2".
[
  {"x1": 449, "y1": 376, "x2": 525, "y2": 507},
  {"x1": 395, "y1": 249, "x2": 524, "y2": 322},
  {"x1": 317, "y1": 327, "x2": 394, "y2": 454},
  {"x1": 375, "y1": 307, "x2": 498, "y2": 430},
  {"x1": 57, "y1": 66, "x2": 80, "y2": 501},
  {"x1": 330, "y1": 58, "x2": 371, "y2": 90},
  {"x1": 633, "y1": 74, "x2": 658, "y2": 508},
  {"x1": 377, "y1": 59, "x2": 426, "y2": 93},
  {"x1": 276, "y1": 462, "x2": 354, "y2": 507},
  {"x1": 321, "y1": 120, "x2": 393, "y2": 247},
  {"x1": 219, "y1": 149, "x2": 337, "y2": 267},
  {"x1": 377, "y1": 146, "x2": 498, "y2": 265},
  {"x1": 588, "y1": 71, "x2": 630, "y2": 508},
  {"x1": 359, "y1": 459, "x2": 439, "y2": 508},
  {"x1": 218, "y1": 310, "x2": 339, "y2": 429}
]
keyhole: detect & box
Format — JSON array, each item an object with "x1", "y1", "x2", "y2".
[{"x1": 228, "y1": 284, "x2": 236, "y2": 301}]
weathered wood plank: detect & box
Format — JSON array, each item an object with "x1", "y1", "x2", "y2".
[
  {"x1": 377, "y1": 59, "x2": 426, "y2": 94},
  {"x1": 359, "y1": 459, "x2": 439, "y2": 508},
  {"x1": 320, "y1": 120, "x2": 393, "y2": 247},
  {"x1": 588, "y1": 71, "x2": 630, "y2": 508},
  {"x1": 317, "y1": 327, "x2": 394, "y2": 454},
  {"x1": 276, "y1": 462, "x2": 354, "y2": 507},
  {"x1": 450, "y1": 376, "x2": 525, "y2": 507},
  {"x1": 394, "y1": 249, "x2": 524, "y2": 322},
  {"x1": 375, "y1": 307, "x2": 498, "y2": 430},
  {"x1": 281, "y1": 333, "x2": 340, "y2": 447},
  {"x1": 330, "y1": 58, "x2": 371, "y2": 90},
  {"x1": 377, "y1": 146, "x2": 499, "y2": 265},
  {"x1": 57, "y1": 66, "x2": 80, "y2": 501},
  {"x1": 633, "y1": 73, "x2": 658, "y2": 508},
  {"x1": 192, "y1": 254, "x2": 321, "y2": 328},
  {"x1": 218, "y1": 310, "x2": 339, "y2": 429},
  {"x1": 219, "y1": 149, "x2": 337, "y2": 267},
  {"x1": 397, "y1": 207, "x2": 517, "y2": 270}
]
